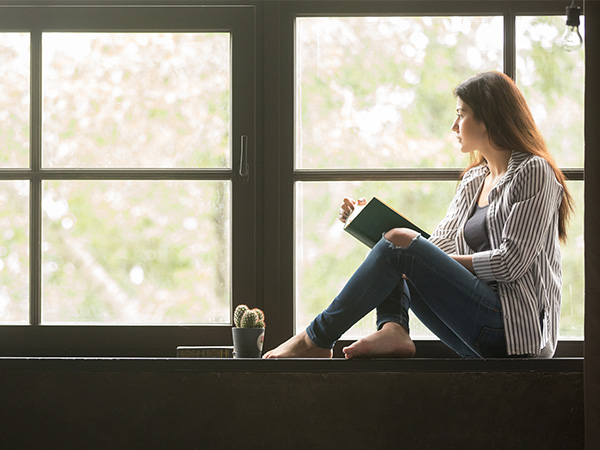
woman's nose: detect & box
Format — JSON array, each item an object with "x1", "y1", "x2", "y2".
[{"x1": 451, "y1": 117, "x2": 459, "y2": 132}]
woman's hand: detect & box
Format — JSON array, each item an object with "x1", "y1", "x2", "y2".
[{"x1": 338, "y1": 197, "x2": 367, "y2": 223}]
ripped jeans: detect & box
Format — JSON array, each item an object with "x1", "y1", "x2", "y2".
[{"x1": 306, "y1": 234, "x2": 507, "y2": 358}]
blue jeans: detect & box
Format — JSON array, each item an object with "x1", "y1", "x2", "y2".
[{"x1": 306, "y1": 234, "x2": 508, "y2": 358}]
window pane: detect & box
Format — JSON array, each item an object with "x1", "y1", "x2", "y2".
[
  {"x1": 561, "y1": 181, "x2": 584, "y2": 338},
  {"x1": 0, "y1": 33, "x2": 29, "y2": 168},
  {"x1": 0, "y1": 181, "x2": 29, "y2": 323},
  {"x1": 516, "y1": 16, "x2": 585, "y2": 168},
  {"x1": 42, "y1": 180, "x2": 230, "y2": 324},
  {"x1": 296, "y1": 17, "x2": 503, "y2": 170},
  {"x1": 42, "y1": 33, "x2": 230, "y2": 169},
  {"x1": 295, "y1": 181, "x2": 456, "y2": 338},
  {"x1": 297, "y1": 180, "x2": 585, "y2": 340},
  {"x1": 516, "y1": 17, "x2": 585, "y2": 338}
]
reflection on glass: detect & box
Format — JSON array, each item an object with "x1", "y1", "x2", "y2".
[
  {"x1": 42, "y1": 180, "x2": 231, "y2": 324},
  {"x1": 0, "y1": 33, "x2": 30, "y2": 168},
  {"x1": 295, "y1": 17, "x2": 503, "y2": 169},
  {"x1": 0, "y1": 181, "x2": 29, "y2": 323},
  {"x1": 42, "y1": 33, "x2": 231, "y2": 169},
  {"x1": 295, "y1": 181, "x2": 457, "y2": 338},
  {"x1": 516, "y1": 16, "x2": 585, "y2": 168}
]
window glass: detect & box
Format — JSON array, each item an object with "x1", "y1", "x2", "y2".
[
  {"x1": 0, "y1": 33, "x2": 29, "y2": 168},
  {"x1": 296, "y1": 181, "x2": 584, "y2": 340},
  {"x1": 561, "y1": 181, "x2": 584, "y2": 338},
  {"x1": 42, "y1": 33, "x2": 230, "y2": 169},
  {"x1": 295, "y1": 181, "x2": 456, "y2": 338},
  {"x1": 296, "y1": 15, "x2": 585, "y2": 342},
  {"x1": 516, "y1": 16, "x2": 585, "y2": 337},
  {"x1": 42, "y1": 180, "x2": 230, "y2": 324},
  {"x1": 0, "y1": 181, "x2": 29, "y2": 323},
  {"x1": 295, "y1": 17, "x2": 503, "y2": 170},
  {"x1": 516, "y1": 16, "x2": 585, "y2": 168}
]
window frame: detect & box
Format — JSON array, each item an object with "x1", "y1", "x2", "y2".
[
  {"x1": 0, "y1": 1, "x2": 585, "y2": 358},
  {"x1": 272, "y1": 0, "x2": 584, "y2": 357},
  {"x1": 0, "y1": 4, "x2": 258, "y2": 356}
]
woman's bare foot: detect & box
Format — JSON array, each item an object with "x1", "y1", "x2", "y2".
[
  {"x1": 342, "y1": 322, "x2": 416, "y2": 359},
  {"x1": 263, "y1": 330, "x2": 333, "y2": 359}
]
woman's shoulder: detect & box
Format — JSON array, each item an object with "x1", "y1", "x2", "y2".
[
  {"x1": 510, "y1": 151, "x2": 563, "y2": 196},
  {"x1": 512, "y1": 152, "x2": 555, "y2": 178}
]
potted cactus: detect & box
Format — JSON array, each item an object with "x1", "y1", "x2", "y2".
[{"x1": 231, "y1": 304, "x2": 266, "y2": 358}]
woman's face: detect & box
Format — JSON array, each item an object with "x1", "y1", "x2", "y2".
[{"x1": 451, "y1": 98, "x2": 488, "y2": 154}]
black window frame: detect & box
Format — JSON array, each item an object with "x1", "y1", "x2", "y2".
[
  {"x1": 0, "y1": 4, "x2": 258, "y2": 356},
  {"x1": 269, "y1": 0, "x2": 584, "y2": 358}
]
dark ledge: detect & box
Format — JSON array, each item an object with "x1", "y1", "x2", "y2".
[{"x1": 0, "y1": 357, "x2": 583, "y2": 373}]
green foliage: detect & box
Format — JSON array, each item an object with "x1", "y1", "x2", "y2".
[
  {"x1": 40, "y1": 32, "x2": 231, "y2": 169},
  {"x1": 297, "y1": 17, "x2": 503, "y2": 171},
  {"x1": 295, "y1": 16, "x2": 585, "y2": 339},
  {"x1": 0, "y1": 20, "x2": 585, "y2": 337},
  {"x1": 0, "y1": 182, "x2": 29, "y2": 323},
  {"x1": 39, "y1": 178, "x2": 231, "y2": 324}
]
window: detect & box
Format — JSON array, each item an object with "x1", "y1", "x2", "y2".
[
  {"x1": 287, "y1": 3, "x2": 585, "y2": 348},
  {"x1": 295, "y1": 16, "x2": 504, "y2": 338},
  {"x1": 0, "y1": 33, "x2": 29, "y2": 324},
  {"x1": 0, "y1": 5, "x2": 256, "y2": 355},
  {"x1": 515, "y1": 16, "x2": 585, "y2": 339},
  {"x1": 0, "y1": 2, "x2": 585, "y2": 356},
  {"x1": 41, "y1": 32, "x2": 233, "y2": 324}
]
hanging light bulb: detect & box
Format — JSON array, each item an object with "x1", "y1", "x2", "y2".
[{"x1": 560, "y1": 0, "x2": 583, "y2": 52}]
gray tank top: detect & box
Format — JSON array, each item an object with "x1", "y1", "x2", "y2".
[{"x1": 464, "y1": 204, "x2": 491, "y2": 252}]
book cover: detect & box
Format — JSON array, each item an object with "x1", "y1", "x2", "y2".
[
  {"x1": 176, "y1": 346, "x2": 234, "y2": 358},
  {"x1": 343, "y1": 197, "x2": 430, "y2": 248}
]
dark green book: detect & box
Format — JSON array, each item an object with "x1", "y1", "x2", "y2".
[{"x1": 343, "y1": 197, "x2": 430, "y2": 248}]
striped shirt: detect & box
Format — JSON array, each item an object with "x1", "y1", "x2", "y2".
[{"x1": 428, "y1": 151, "x2": 564, "y2": 357}]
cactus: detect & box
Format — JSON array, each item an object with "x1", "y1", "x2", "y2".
[
  {"x1": 233, "y1": 304, "x2": 249, "y2": 327},
  {"x1": 240, "y1": 310, "x2": 259, "y2": 328},
  {"x1": 253, "y1": 308, "x2": 265, "y2": 323},
  {"x1": 233, "y1": 304, "x2": 266, "y2": 328}
]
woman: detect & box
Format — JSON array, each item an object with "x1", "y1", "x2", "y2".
[{"x1": 264, "y1": 71, "x2": 573, "y2": 359}]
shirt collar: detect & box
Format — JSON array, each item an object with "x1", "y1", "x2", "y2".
[{"x1": 472, "y1": 150, "x2": 531, "y2": 178}]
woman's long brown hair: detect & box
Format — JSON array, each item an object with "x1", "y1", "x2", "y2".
[{"x1": 454, "y1": 71, "x2": 573, "y2": 242}]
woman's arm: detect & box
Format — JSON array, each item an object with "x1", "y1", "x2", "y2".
[{"x1": 451, "y1": 254, "x2": 475, "y2": 274}]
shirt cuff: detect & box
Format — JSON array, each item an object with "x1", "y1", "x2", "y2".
[{"x1": 472, "y1": 250, "x2": 495, "y2": 281}]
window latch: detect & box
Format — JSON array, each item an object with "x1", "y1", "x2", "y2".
[{"x1": 239, "y1": 135, "x2": 249, "y2": 183}]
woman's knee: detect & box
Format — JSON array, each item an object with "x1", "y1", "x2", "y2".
[{"x1": 384, "y1": 228, "x2": 419, "y2": 248}]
